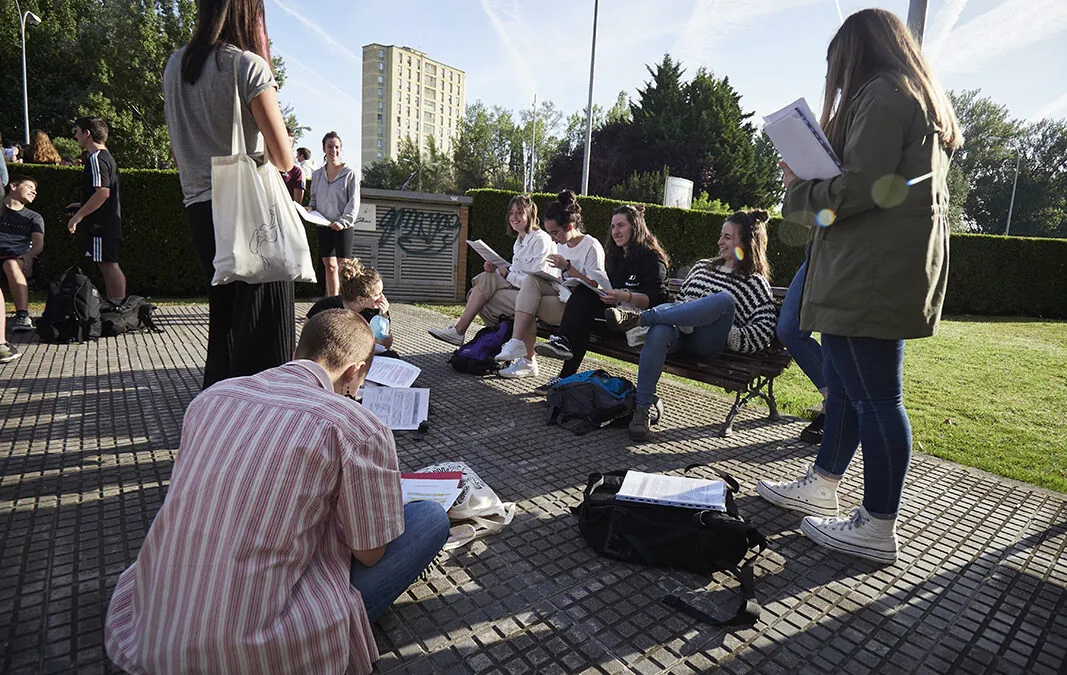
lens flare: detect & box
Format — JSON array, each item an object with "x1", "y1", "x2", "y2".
[
  {"x1": 906, "y1": 172, "x2": 934, "y2": 186},
  {"x1": 733, "y1": 246, "x2": 745, "y2": 261},
  {"x1": 816, "y1": 209, "x2": 836, "y2": 227},
  {"x1": 872, "y1": 174, "x2": 909, "y2": 208}
]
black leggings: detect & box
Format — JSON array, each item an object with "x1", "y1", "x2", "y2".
[
  {"x1": 555, "y1": 285, "x2": 609, "y2": 378},
  {"x1": 186, "y1": 201, "x2": 296, "y2": 389}
]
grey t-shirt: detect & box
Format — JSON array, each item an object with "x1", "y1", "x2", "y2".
[{"x1": 163, "y1": 44, "x2": 277, "y2": 206}]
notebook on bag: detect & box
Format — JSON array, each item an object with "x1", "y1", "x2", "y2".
[{"x1": 615, "y1": 470, "x2": 727, "y2": 511}]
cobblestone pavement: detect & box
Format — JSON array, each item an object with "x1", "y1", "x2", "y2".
[{"x1": 1, "y1": 303, "x2": 1065, "y2": 674}]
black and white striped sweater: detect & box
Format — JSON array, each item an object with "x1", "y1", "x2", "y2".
[{"x1": 677, "y1": 260, "x2": 776, "y2": 353}]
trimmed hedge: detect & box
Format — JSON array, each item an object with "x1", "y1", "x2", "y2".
[
  {"x1": 466, "y1": 189, "x2": 1067, "y2": 319},
  {"x1": 8, "y1": 164, "x2": 324, "y2": 297}
]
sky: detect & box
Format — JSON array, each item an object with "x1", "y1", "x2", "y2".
[{"x1": 266, "y1": 0, "x2": 1067, "y2": 166}]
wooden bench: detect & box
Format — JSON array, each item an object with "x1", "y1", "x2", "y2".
[{"x1": 537, "y1": 281, "x2": 793, "y2": 437}]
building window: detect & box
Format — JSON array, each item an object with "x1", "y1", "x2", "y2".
[
  {"x1": 377, "y1": 126, "x2": 383, "y2": 136},
  {"x1": 407, "y1": 56, "x2": 411, "y2": 65},
  {"x1": 378, "y1": 75, "x2": 384, "y2": 84},
  {"x1": 377, "y1": 114, "x2": 383, "y2": 122},
  {"x1": 377, "y1": 151, "x2": 383, "y2": 159},
  {"x1": 426, "y1": 124, "x2": 435, "y2": 135},
  {"x1": 376, "y1": 139, "x2": 382, "y2": 148},
  {"x1": 377, "y1": 88, "x2": 383, "y2": 98},
  {"x1": 378, "y1": 49, "x2": 384, "y2": 58},
  {"x1": 396, "y1": 116, "x2": 401, "y2": 125},
  {"x1": 376, "y1": 101, "x2": 382, "y2": 111},
  {"x1": 415, "y1": 97, "x2": 419, "y2": 106},
  {"x1": 396, "y1": 103, "x2": 401, "y2": 113},
  {"x1": 440, "y1": 104, "x2": 444, "y2": 113}
]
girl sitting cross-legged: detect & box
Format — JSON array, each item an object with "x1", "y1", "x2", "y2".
[
  {"x1": 428, "y1": 194, "x2": 552, "y2": 346},
  {"x1": 493, "y1": 189, "x2": 610, "y2": 379},
  {"x1": 533, "y1": 204, "x2": 670, "y2": 392},
  {"x1": 607, "y1": 209, "x2": 777, "y2": 441},
  {"x1": 307, "y1": 259, "x2": 398, "y2": 358}
]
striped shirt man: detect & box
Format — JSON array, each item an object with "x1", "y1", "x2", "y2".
[
  {"x1": 677, "y1": 260, "x2": 777, "y2": 353},
  {"x1": 104, "y1": 360, "x2": 404, "y2": 674}
]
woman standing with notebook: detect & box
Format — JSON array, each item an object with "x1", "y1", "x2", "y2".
[{"x1": 756, "y1": 8, "x2": 962, "y2": 564}]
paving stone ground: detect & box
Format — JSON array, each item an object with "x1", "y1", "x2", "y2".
[{"x1": 1, "y1": 303, "x2": 1065, "y2": 674}]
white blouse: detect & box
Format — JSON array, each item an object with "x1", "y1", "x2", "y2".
[{"x1": 506, "y1": 228, "x2": 554, "y2": 287}]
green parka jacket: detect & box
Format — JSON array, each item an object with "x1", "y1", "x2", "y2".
[{"x1": 784, "y1": 75, "x2": 952, "y2": 340}]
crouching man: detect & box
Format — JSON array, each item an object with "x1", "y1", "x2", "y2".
[{"x1": 104, "y1": 309, "x2": 449, "y2": 674}]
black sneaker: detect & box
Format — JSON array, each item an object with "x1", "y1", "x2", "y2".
[
  {"x1": 606, "y1": 307, "x2": 641, "y2": 332},
  {"x1": 535, "y1": 376, "x2": 563, "y2": 394},
  {"x1": 534, "y1": 335, "x2": 573, "y2": 360},
  {"x1": 800, "y1": 413, "x2": 825, "y2": 445},
  {"x1": 11, "y1": 310, "x2": 33, "y2": 332}
]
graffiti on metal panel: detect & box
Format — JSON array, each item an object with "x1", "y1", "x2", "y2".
[{"x1": 378, "y1": 207, "x2": 461, "y2": 255}]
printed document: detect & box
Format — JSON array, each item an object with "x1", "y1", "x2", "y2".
[
  {"x1": 616, "y1": 470, "x2": 727, "y2": 511},
  {"x1": 366, "y1": 357, "x2": 421, "y2": 388},
  {"x1": 466, "y1": 239, "x2": 511, "y2": 268},
  {"x1": 362, "y1": 387, "x2": 430, "y2": 430},
  {"x1": 401, "y1": 472, "x2": 463, "y2": 510},
  {"x1": 762, "y1": 98, "x2": 843, "y2": 180}
]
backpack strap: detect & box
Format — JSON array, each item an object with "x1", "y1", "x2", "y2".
[
  {"x1": 684, "y1": 463, "x2": 740, "y2": 493},
  {"x1": 662, "y1": 522, "x2": 767, "y2": 627}
]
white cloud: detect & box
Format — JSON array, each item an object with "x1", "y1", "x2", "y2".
[
  {"x1": 276, "y1": 51, "x2": 361, "y2": 107},
  {"x1": 923, "y1": 0, "x2": 970, "y2": 64},
  {"x1": 269, "y1": 0, "x2": 361, "y2": 64},
  {"x1": 1030, "y1": 90, "x2": 1067, "y2": 121},
  {"x1": 479, "y1": 0, "x2": 538, "y2": 103},
  {"x1": 933, "y1": 0, "x2": 1067, "y2": 77}
]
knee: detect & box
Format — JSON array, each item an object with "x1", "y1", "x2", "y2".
[
  {"x1": 643, "y1": 325, "x2": 674, "y2": 351},
  {"x1": 405, "y1": 500, "x2": 450, "y2": 548},
  {"x1": 322, "y1": 259, "x2": 339, "y2": 274}
]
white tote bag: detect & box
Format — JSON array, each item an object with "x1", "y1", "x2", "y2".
[
  {"x1": 416, "y1": 461, "x2": 517, "y2": 550},
  {"x1": 210, "y1": 58, "x2": 316, "y2": 286}
]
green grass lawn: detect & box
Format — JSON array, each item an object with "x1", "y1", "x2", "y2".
[{"x1": 416, "y1": 303, "x2": 1067, "y2": 494}]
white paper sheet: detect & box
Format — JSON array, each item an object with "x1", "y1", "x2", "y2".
[
  {"x1": 294, "y1": 203, "x2": 333, "y2": 227},
  {"x1": 762, "y1": 98, "x2": 843, "y2": 181},
  {"x1": 362, "y1": 387, "x2": 430, "y2": 430},
  {"x1": 466, "y1": 239, "x2": 510, "y2": 268},
  {"x1": 366, "y1": 357, "x2": 421, "y2": 388},
  {"x1": 401, "y1": 478, "x2": 463, "y2": 510},
  {"x1": 616, "y1": 470, "x2": 727, "y2": 511}
]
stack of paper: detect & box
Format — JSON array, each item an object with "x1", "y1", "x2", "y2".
[
  {"x1": 361, "y1": 357, "x2": 428, "y2": 430},
  {"x1": 466, "y1": 239, "x2": 510, "y2": 268},
  {"x1": 401, "y1": 471, "x2": 463, "y2": 510},
  {"x1": 616, "y1": 470, "x2": 727, "y2": 511},
  {"x1": 762, "y1": 98, "x2": 843, "y2": 181}
]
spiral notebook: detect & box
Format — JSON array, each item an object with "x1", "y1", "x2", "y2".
[{"x1": 615, "y1": 470, "x2": 727, "y2": 511}]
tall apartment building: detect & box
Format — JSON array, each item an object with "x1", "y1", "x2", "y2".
[{"x1": 362, "y1": 44, "x2": 466, "y2": 169}]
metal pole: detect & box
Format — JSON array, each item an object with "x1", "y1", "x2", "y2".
[
  {"x1": 907, "y1": 0, "x2": 929, "y2": 46},
  {"x1": 529, "y1": 94, "x2": 537, "y2": 192},
  {"x1": 580, "y1": 0, "x2": 599, "y2": 196},
  {"x1": 1005, "y1": 150, "x2": 1020, "y2": 236},
  {"x1": 20, "y1": 8, "x2": 31, "y2": 146}
]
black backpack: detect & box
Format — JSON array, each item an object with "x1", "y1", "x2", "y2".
[
  {"x1": 449, "y1": 319, "x2": 512, "y2": 375},
  {"x1": 545, "y1": 370, "x2": 636, "y2": 435},
  {"x1": 572, "y1": 466, "x2": 767, "y2": 627},
  {"x1": 36, "y1": 266, "x2": 102, "y2": 343},
  {"x1": 100, "y1": 296, "x2": 164, "y2": 337}
]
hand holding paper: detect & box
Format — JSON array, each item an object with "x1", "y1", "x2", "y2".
[{"x1": 763, "y1": 98, "x2": 843, "y2": 181}]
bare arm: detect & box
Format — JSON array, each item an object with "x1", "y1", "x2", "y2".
[
  {"x1": 353, "y1": 545, "x2": 387, "y2": 567},
  {"x1": 69, "y1": 189, "x2": 110, "y2": 233},
  {"x1": 249, "y1": 87, "x2": 294, "y2": 172},
  {"x1": 27, "y1": 232, "x2": 44, "y2": 258}
]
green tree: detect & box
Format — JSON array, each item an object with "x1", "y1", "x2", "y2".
[{"x1": 608, "y1": 166, "x2": 669, "y2": 204}]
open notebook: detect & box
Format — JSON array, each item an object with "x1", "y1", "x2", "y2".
[{"x1": 615, "y1": 470, "x2": 727, "y2": 511}]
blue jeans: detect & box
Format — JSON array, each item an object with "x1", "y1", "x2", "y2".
[
  {"x1": 635, "y1": 294, "x2": 735, "y2": 407},
  {"x1": 777, "y1": 261, "x2": 825, "y2": 391},
  {"x1": 349, "y1": 500, "x2": 450, "y2": 621},
  {"x1": 814, "y1": 335, "x2": 912, "y2": 519}
]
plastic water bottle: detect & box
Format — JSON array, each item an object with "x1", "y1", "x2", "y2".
[{"x1": 369, "y1": 314, "x2": 390, "y2": 340}]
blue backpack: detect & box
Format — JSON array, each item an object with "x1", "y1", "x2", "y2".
[
  {"x1": 546, "y1": 370, "x2": 636, "y2": 435},
  {"x1": 449, "y1": 319, "x2": 512, "y2": 375}
]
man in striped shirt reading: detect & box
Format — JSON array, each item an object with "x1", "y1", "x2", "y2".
[{"x1": 105, "y1": 309, "x2": 449, "y2": 674}]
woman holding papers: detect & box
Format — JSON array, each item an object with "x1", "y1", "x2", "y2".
[
  {"x1": 307, "y1": 259, "x2": 398, "y2": 358},
  {"x1": 534, "y1": 204, "x2": 670, "y2": 391},
  {"x1": 609, "y1": 210, "x2": 776, "y2": 441},
  {"x1": 428, "y1": 194, "x2": 551, "y2": 346},
  {"x1": 756, "y1": 8, "x2": 962, "y2": 565},
  {"x1": 309, "y1": 131, "x2": 359, "y2": 298},
  {"x1": 493, "y1": 190, "x2": 610, "y2": 379},
  {"x1": 162, "y1": 0, "x2": 296, "y2": 388}
]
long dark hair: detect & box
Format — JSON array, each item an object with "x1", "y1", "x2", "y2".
[
  {"x1": 606, "y1": 204, "x2": 670, "y2": 272},
  {"x1": 822, "y1": 8, "x2": 961, "y2": 154},
  {"x1": 716, "y1": 210, "x2": 771, "y2": 279},
  {"x1": 542, "y1": 189, "x2": 583, "y2": 232},
  {"x1": 181, "y1": 0, "x2": 270, "y2": 86}
]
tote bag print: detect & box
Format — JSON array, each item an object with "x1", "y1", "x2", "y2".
[{"x1": 210, "y1": 56, "x2": 316, "y2": 285}]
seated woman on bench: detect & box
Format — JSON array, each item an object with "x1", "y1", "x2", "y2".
[
  {"x1": 534, "y1": 204, "x2": 670, "y2": 392},
  {"x1": 428, "y1": 194, "x2": 551, "y2": 346},
  {"x1": 608, "y1": 209, "x2": 777, "y2": 441},
  {"x1": 307, "y1": 259, "x2": 398, "y2": 358},
  {"x1": 493, "y1": 189, "x2": 610, "y2": 379}
]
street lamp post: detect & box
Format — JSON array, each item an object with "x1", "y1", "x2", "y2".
[
  {"x1": 16, "y1": 0, "x2": 43, "y2": 146},
  {"x1": 1005, "y1": 150, "x2": 1021, "y2": 236},
  {"x1": 580, "y1": 0, "x2": 599, "y2": 196}
]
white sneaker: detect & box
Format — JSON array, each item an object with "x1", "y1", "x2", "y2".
[
  {"x1": 495, "y1": 337, "x2": 528, "y2": 362},
  {"x1": 428, "y1": 325, "x2": 465, "y2": 346},
  {"x1": 499, "y1": 356, "x2": 539, "y2": 378},
  {"x1": 801, "y1": 506, "x2": 899, "y2": 564},
  {"x1": 756, "y1": 466, "x2": 839, "y2": 517}
]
